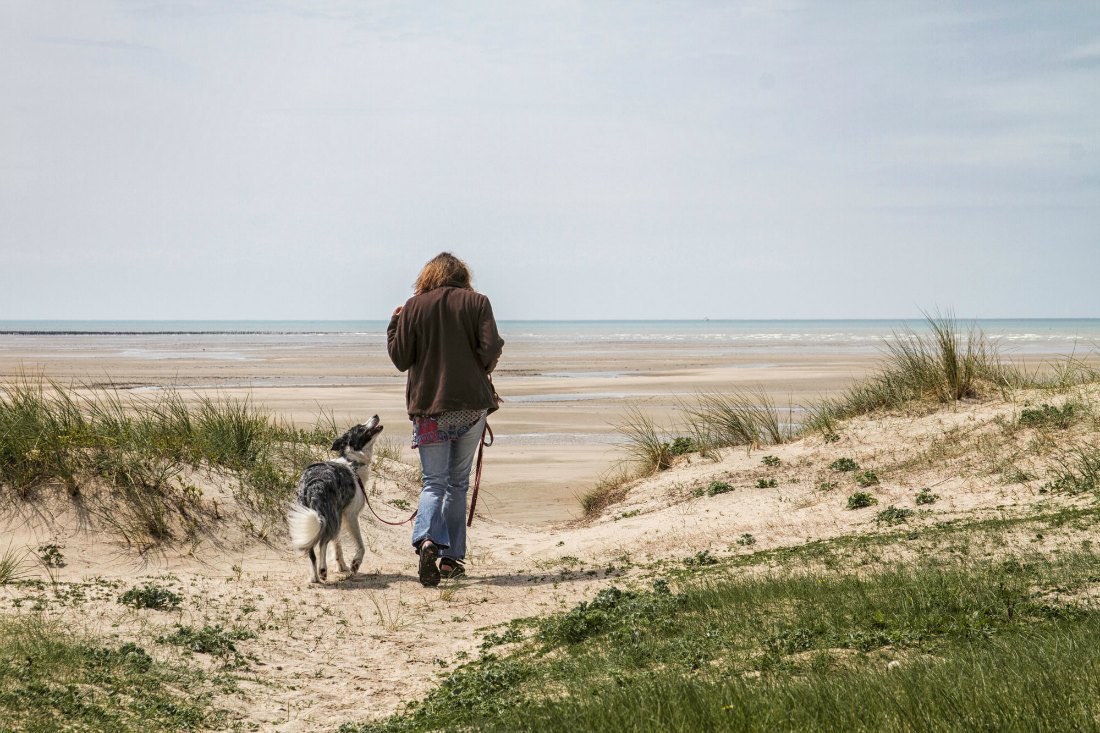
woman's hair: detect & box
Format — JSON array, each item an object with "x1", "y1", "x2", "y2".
[{"x1": 413, "y1": 252, "x2": 473, "y2": 295}]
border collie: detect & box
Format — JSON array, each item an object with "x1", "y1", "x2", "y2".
[{"x1": 287, "y1": 416, "x2": 383, "y2": 583}]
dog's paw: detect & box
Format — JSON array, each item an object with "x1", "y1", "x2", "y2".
[
  {"x1": 337, "y1": 562, "x2": 349, "y2": 573},
  {"x1": 318, "y1": 567, "x2": 327, "y2": 582},
  {"x1": 350, "y1": 559, "x2": 361, "y2": 574}
]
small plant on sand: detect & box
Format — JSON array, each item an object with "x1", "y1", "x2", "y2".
[
  {"x1": 36, "y1": 544, "x2": 65, "y2": 568},
  {"x1": 823, "y1": 432, "x2": 840, "y2": 443},
  {"x1": 915, "y1": 488, "x2": 939, "y2": 505},
  {"x1": 755, "y1": 478, "x2": 778, "y2": 489},
  {"x1": 684, "y1": 550, "x2": 719, "y2": 567},
  {"x1": 119, "y1": 582, "x2": 182, "y2": 611},
  {"x1": 158, "y1": 624, "x2": 255, "y2": 668},
  {"x1": 854, "y1": 470, "x2": 881, "y2": 487},
  {"x1": 818, "y1": 481, "x2": 838, "y2": 492},
  {"x1": 667, "y1": 437, "x2": 696, "y2": 456},
  {"x1": 705, "y1": 481, "x2": 734, "y2": 496},
  {"x1": 390, "y1": 498, "x2": 411, "y2": 511},
  {"x1": 1019, "y1": 403, "x2": 1081, "y2": 430},
  {"x1": 762, "y1": 455, "x2": 781, "y2": 467},
  {"x1": 876, "y1": 506, "x2": 914, "y2": 525},
  {"x1": 1003, "y1": 466, "x2": 1034, "y2": 484},
  {"x1": 847, "y1": 491, "x2": 878, "y2": 510},
  {"x1": 1043, "y1": 445, "x2": 1100, "y2": 495},
  {"x1": 736, "y1": 533, "x2": 757, "y2": 547},
  {"x1": 830, "y1": 458, "x2": 859, "y2": 472}
]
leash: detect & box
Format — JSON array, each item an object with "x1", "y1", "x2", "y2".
[
  {"x1": 356, "y1": 421, "x2": 494, "y2": 528},
  {"x1": 467, "y1": 423, "x2": 493, "y2": 527},
  {"x1": 358, "y1": 466, "x2": 419, "y2": 527}
]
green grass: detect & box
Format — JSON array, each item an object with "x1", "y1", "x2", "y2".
[
  {"x1": 1044, "y1": 443, "x2": 1100, "y2": 495},
  {"x1": 616, "y1": 403, "x2": 676, "y2": 474},
  {"x1": 805, "y1": 312, "x2": 1023, "y2": 431},
  {"x1": 0, "y1": 545, "x2": 30, "y2": 585},
  {"x1": 0, "y1": 376, "x2": 334, "y2": 544},
  {"x1": 678, "y1": 388, "x2": 787, "y2": 454},
  {"x1": 342, "y1": 550, "x2": 1100, "y2": 733},
  {"x1": 0, "y1": 614, "x2": 226, "y2": 732}
]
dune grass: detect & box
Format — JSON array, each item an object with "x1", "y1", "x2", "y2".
[
  {"x1": 805, "y1": 312, "x2": 1024, "y2": 433},
  {"x1": 679, "y1": 387, "x2": 788, "y2": 454},
  {"x1": 0, "y1": 376, "x2": 333, "y2": 544},
  {"x1": 342, "y1": 539, "x2": 1100, "y2": 733},
  {"x1": 0, "y1": 613, "x2": 226, "y2": 732}
]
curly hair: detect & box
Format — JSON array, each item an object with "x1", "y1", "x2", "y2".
[{"x1": 413, "y1": 252, "x2": 473, "y2": 295}]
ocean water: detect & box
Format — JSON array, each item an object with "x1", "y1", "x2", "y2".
[{"x1": 1, "y1": 319, "x2": 1098, "y2": 355}]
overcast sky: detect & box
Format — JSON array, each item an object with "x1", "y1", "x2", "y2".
[{"x1": 1, "y1": 1, "x2": 1097, "y2": 320}]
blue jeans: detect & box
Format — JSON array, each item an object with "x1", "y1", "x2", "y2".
[{"x1": 412, "y1": 415, "x2": 485, "y2": 561}]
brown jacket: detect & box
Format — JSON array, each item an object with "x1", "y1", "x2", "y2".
[{"x1": 387, "y1": 287, "x2": 505, "y2": 418}]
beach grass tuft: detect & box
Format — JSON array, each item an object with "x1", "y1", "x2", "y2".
[
  {"x1": 678, "y1": 387, "x2": 787, "y2": 453},
  {"x1": 805, "y1": 312, "x2": 1023, "y2": 432},
  {"x1": 0, "y1": 375, "x2": 333, "y2": 544}
]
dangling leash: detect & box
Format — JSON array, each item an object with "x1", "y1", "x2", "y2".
[
  {"x1": 467, "y1": 423, "x2": 493, "y2": 527},
  {"x1": 359, "y1": 466, "x2": 419, "y2": 527},
  {"x1": 358, "y1": 422, "x2": 494, "y2": 527}
]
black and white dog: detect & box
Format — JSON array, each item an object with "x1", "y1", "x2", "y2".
[{"x1": 287, "y1": 416, "x2": 383, "y2": 583}]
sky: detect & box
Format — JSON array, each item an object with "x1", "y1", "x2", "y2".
[{"x1": 1, "y1": 1, "x2": 1098, "y2": 321}]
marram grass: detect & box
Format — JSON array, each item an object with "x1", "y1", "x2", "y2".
[{"x1": 0, "y1": 376, "x2": 333, "y2": 544}]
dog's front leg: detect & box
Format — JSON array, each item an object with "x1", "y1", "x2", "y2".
[{"x1": 346, "y1": 515, "x2": 366, "y2": 574}]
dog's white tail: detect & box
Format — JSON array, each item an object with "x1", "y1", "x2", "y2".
[{"x1": 287, "y1": 504, "x2": 323, "y2": 550}]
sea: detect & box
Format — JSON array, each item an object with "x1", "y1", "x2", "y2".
[{"x1": 1, "y1": 319, "x2": 1098, "y2": 356}]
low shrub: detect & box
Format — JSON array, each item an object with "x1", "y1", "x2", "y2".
[
  {"x1": 830, "y1": 458, "x2": 859, "y2": 472},
  {"x1": 1019, "y1": 403, "x2": 1081, "y2": 430},
  {"x1": 855, "y1": 470, "x2": 881, "y2": 487},
  {"x1": 876, "y1": 506, "x2": 915, "y2": 525},
  {"x1": 755, "y1": 478, "x2": 778, "y2": 489},
  {"x1": 847, "y1": 492, "x2": 878, "y2": 510},
  {"x1": 119, "y1": 583, "x2": 182, "y2": 611},
  {"x1": 915, "y1": 488, "x2": 939, "y2": 505}
]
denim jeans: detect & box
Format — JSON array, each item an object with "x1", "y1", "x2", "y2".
[{"x1": 411, "y1": 414, "x2": 486, "y2": 560}]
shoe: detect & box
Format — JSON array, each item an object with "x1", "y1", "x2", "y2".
[
  {"x1": 418, "y1": 540, "x2": 440, "y2": 587},
  {"x1": 439, "y1": 558, "x2": 466, "y2": 579}
]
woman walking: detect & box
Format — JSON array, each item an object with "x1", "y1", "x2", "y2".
[{"x1": 387, "y1": 252, "x2": 504, "y2": 586}]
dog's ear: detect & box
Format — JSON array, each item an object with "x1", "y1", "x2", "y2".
[{"x1": 330, "y1": 435, "x2": 348, "y2": 453}]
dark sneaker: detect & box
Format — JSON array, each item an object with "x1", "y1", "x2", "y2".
[
  {"x1": 418, "y1": 540, "x2": 440, "y2": 587},
  {"x1": 439, "y1": 558, "x2": 466, "y2": 579}
]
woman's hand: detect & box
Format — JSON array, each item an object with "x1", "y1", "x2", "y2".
[{"x1": 392, "y1": 306, "x2": 403, "y2": 317}]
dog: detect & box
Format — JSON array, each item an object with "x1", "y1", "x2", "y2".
[{"x1": 287, "y1": 415, "x2": 383, "y2": 583}]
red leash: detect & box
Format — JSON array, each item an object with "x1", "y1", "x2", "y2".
[
  {"x1": 360, "y1": 422, "x2": 493, "y2": 528},
  {"x1": 467, "y1": 423, "x2": 493, "y2": 527}
]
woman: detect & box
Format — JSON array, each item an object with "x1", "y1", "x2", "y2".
[{"x1": 387, "y1": 252, "x2": 504, "y2": 587}]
